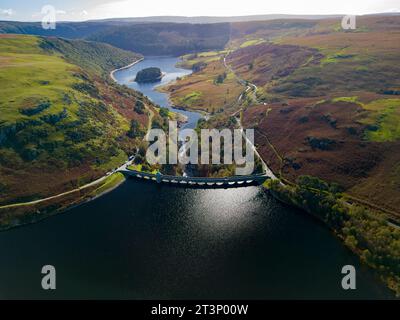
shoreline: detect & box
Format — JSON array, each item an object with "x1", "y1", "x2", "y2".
[
  {"x1": 265, "y1": 181, "x2": 399, "y2": 297},
  {"x1": 0, "y1": 175, "x2": 127, "y2": 233},
  {"x1": 109, "y1": 57, "x2": 144, "y2": 82}
]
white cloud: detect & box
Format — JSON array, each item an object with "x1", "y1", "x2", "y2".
[
  {"x1": 1, "y1": 8, "x2": 14, "y2": 16},
  {"x1": 15, "y1": 0, "x2": 400, "y2": 22}
]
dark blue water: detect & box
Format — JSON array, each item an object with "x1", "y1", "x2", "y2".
[
  {"x1": 0, "y1": 56, "x2": 394, "y2": 299},
  {"x1": 0, "y1": 181, "x2": 393, "y2": 299}
]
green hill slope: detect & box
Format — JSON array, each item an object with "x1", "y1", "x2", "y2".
[
  {"x1": 39, "y1": 37, "x2": 142, "y2": 77},
  {"x1": 0, "y1": 34, "x2": 147, "y2": 208}
]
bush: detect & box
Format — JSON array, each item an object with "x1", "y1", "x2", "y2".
[
  {"x1": 40, "y1": 108, "x2": 68, "y2": 125},
  {"x1": 134, "y1": 100, "x2": 145, "y2": 114},
  {"x1": 127, "y1": 119, "x2": 144, "y2": 138},
  {"x1": 214, "y1": 72, "x2": 227, "y2": 84},
  {"x1": 72, "y1": 81, "x2": 99, "y2": 98},
  {"x1": 159, "y1": 107, "x2": 169, "y2": 118},
  {"x1": 21, "y1": 146, "x2": 40, "y2": 161},
  {"x1": 19, "y1": 100, "x2": 51, "y2": 116},
  {"x1": 306, "y1": 136, "x2": 336, "y2": 150}
]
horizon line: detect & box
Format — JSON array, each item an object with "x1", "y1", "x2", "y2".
[{"x1": 1, "y1": 11, "x2": 399, "y2": 24}]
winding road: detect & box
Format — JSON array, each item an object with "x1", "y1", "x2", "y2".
[{"x1": 223, "y1": 52, "x2": 277, "y2": 180}]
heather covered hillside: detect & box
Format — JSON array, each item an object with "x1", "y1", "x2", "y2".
[{"x1": 233, "y1": 16, "x2": 400, "y2": 212}]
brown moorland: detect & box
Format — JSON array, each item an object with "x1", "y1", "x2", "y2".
[{"x1": 243, "y1": 97, "x2": 400, "y2": 211}]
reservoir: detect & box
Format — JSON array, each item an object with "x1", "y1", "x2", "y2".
[
  {"x1": 0, "y1": 57, "x2": 394, "y2": 299},
  {"x1": 113, "y1": 56, "x2": 202, "y2": 131}
]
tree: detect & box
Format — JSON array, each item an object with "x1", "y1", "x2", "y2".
[
  {"x1": 134, "y1": 100, "x2": 145, "y2": 114},
  {"x1": 159, "y1": 107, "x2": 169, "y2": 118},
  {"x1": 127, "y1": 119, "x2": 143, "y2": 138},
  {"x1": 214, "y1": 72, "x2": 227, "y2": 84}
]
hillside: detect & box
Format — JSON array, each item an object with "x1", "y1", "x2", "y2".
[
  {"x1": 39, "y1": 37, "x2": 142, "y2": 77},
  {"x1": 87, "y1": 22, "x2": 231, "y2": 55},
  {"x1": 1, "y1": 15, "x2": 400, "y2": 57},
  {"x1": 0, "y1": 14, "x2": 345, "y2": 39},
  {"x1": 160, "y1": 15, "x2": 400, "y2": 214},
  {"x1": 0, "y1": 21, "x2": 231, "y2": 56},
  {"x1": 0, "y1": 34, "x2": 149, "y2": 211},
  {"x1": 0, "y1": 20, "x2": 115, "y2": 39},
  {"x1": 239, "y1": 17, "x2": 400, "y2": 213}
]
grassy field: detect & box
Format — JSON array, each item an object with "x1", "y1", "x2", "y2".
[
  {"x1": 239, "y1": 38, "x2": 266, "y2": 48},
  {"x1": 362, "y1": 99, "x2": 400, "y2": 142},
  {"x1": 0, "y1": 37, "x2": 79, "y2": 124},
  {"x1": 127, "y1": 164, "x2": 158, "y2": 174},
  {"x1": 0, "y1": 34, "x2": 148, "y2": 208}
]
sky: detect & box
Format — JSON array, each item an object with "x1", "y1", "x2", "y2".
[{"x1": 0, "y1": 0, "x2": 399, "y2": 21}]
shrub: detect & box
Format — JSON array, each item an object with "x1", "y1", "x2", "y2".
[
  {"x1": 127, "y1": 119, "x2": 144, "y2": 138},
  {"x1": 19, "y1": 100, "x2": 51, "y2": 116},
  {"x1": 159, "y1": 107, "x2": 169, "y2": 118},
  {"x1": 134, "y1": 100, "x2": 145, "y2": 114}
]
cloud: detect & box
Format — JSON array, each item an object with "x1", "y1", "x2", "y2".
[
  {"x1": 1, "y1": 8, "x2": 13, "y2": 16},
  {"x1": 80, "y1": 10, "x2": 88, "y2": 16}
]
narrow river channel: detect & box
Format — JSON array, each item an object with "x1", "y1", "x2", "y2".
[{"x1": 0, "y1": 57, "x2": 394, "y2": 299}]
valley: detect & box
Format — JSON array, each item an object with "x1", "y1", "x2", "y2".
[{"x1": 0, "y1": 13, "x2": 399, "y2": 298}]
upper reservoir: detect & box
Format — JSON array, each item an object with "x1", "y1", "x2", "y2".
[{"x1": 112, "y1": 56, "x2": 202, "y2": 131}]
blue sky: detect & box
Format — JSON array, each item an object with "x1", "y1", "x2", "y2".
[{"x1": 1, "y1": 0, "x2": 399, "y2": 21}]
